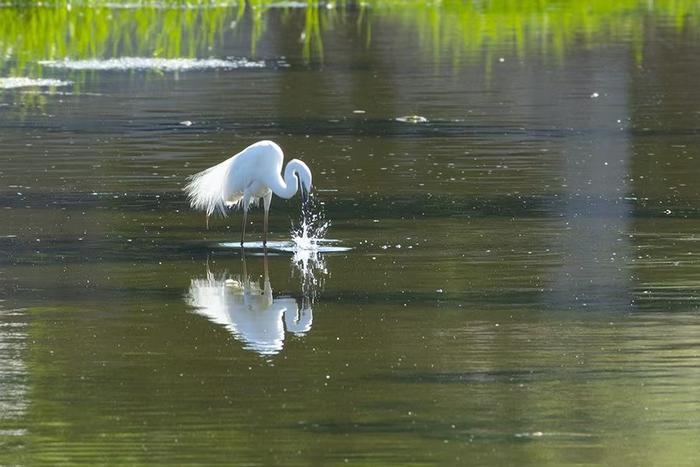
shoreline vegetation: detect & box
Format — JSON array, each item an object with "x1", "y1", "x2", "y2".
[{"x1": 1, "y1": 1, "x2": 699, "y2": 75}]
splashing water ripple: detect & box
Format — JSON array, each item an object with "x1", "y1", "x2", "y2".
[
  {"x1": 290, "y1": 194, "x2": 334, "y2": 302},
  {"x1": 219, "y1": 193, "x2": 350, "y2": 302},
  {"x1": 291, "y1": 196, "x2": 331, "y2": 251}
]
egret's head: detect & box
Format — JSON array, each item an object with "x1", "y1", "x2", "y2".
[{"x1": 296, "y1": 160, "x2": 312, "y2": 203}]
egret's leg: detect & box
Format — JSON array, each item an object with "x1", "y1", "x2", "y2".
[
  {"x1": 240, "y1": 189, "x2": 255, "y2": 247},
  {"x1": 263, "y1": 192, "x2": 272, "y2": 246},
  {"x1": 240, "y1": 207, "x2": 248, "y2": 246},
  {"x1": 263, "y1": 211, "x2": 268, "y2": 246}
]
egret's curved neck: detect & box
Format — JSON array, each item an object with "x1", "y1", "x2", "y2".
[{"x1": 270, "y1": 160, "x2": 304, "y2": 199}]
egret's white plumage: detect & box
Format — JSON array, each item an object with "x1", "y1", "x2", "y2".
[{"x1": 184, "y1": 140, "x2": 312, "y2": 244}]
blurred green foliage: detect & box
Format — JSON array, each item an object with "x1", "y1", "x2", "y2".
[
  {"x1": 0, "y1": 3, "x2": 239, "y2": 75},
  {"x1": 363, "y1": 0, "x2": 700, "y2": 66},
  {"x1": 0, "y1": 0, "x2": 698, "y2": 74}
]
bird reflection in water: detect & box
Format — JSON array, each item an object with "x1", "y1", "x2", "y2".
[{"x1": 186, "y1": 251, "x2": 321, "y2": 356}]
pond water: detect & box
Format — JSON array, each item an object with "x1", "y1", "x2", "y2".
[{"x1": 1, "y1": 1, "x2": 699, "y2": 464}]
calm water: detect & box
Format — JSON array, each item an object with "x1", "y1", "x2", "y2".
[{"x1": 1, "y1": 2, "x2": 700, "y2": 464}]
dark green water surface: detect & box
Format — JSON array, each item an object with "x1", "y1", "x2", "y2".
[{"x1": 1, "y1": 2, "x2": 699, "y2": 465}]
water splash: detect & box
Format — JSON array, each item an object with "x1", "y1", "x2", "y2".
[
  {"x1": 219, "y1": 193, "x2": 349, "y2": 302},
  {"x1": 291, "y1": 192, "x2": 331, "y2": 251},
  {"x1": 290, "y1": 193, "x2": 331, "y2": 303}
]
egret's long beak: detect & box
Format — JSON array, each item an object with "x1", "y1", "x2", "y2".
[{"x1": 301, "y1": 182, "x2": 310, "y2": 204}]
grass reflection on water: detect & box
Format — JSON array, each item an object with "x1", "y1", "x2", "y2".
[
  {"x1": 1, "y1": 0, "x2": 700, "y2": 76},
  {"x1": 0, "y1": 2, "x2": 239, "y2": 75}
]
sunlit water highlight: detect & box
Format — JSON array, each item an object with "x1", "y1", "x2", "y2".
[
  {"x1": 38, "y1": 57, "x2": 269, "y2": 71},
  {"x1": 0, "y1": 77, "x2": 71, "y2": 89}
]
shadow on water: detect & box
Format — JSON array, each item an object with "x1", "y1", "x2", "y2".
[
  {"x1": 544, "y1": 62, "x2": 634, "y2": 311},
  {"x1": 1, "y1": 191, "x2": 697, "y2": 221}
]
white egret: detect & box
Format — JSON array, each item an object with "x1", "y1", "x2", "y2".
[{"x1": 184, "y1": 140, "x2": 313, "y2": 245}]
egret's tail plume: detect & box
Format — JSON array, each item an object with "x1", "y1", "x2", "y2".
[{"x1": 184, "y1": 160, "x2": 235, "y2": 226}]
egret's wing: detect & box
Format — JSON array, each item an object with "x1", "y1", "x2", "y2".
[{"x1": 184, "y1": 157, "x2": 236, "y2": 217}]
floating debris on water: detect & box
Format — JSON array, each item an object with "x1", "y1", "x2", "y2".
[
  {"x1": 396, "y1": 115, "x2": 428, "y2": 123},
  {"x1": 515, "y1": 432, "x2": 545, "y2": 438}
]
